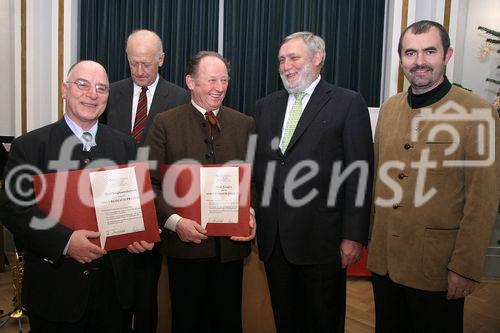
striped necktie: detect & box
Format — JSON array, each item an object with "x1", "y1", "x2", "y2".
[
  {"x1": 280, "y1": 92, "x2": 306, "y2": 153},
  {"x1": 131, "y1": 86, "x2": 148, "y2": 142}
]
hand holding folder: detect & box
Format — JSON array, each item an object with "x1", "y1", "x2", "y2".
[
  {"x1": 161, "y1": 163, "x2": 252, "y2": 237},
  {"x1": 32, "y1": 162, "x2": 160, "y2": 251}
]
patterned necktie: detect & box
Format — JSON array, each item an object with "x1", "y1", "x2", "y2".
[
  {"x1": 205, "y1": 111, "x2": 221, "y2": 137},
  {"x1": 81, "y1": 132, "x2": 93, "y2": 151},
  {"x1": 131, "y1": 87, "x2": 148, "y2": 142},
  {"x1": 280, "y1": 92, "x2": 306, "y2": 153}
]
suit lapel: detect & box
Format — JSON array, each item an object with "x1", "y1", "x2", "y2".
[
  {"x1": 269, "y1": 91, "x2": 289, "y2": 158},
  {"x1": 271, "y1": 91, "x2": 289, "y2": 142},
  {"x1": 148, "y1": 77, "x2": 168, "y2": 118},
  {"x1": 93, "y1": 125, "x2": 115, "y2": 158},
  {"x1": 117, "y1": 80, "x2": 134, "y2": 134},
  {"x1": 143, "y1": 77, "x2": 168, "y2": 144},
  {"x1": 285, "y1": 79, "x2": 331, "y2": 153},
  {"x1": 52, "y1": 118, "x2": 78, "y2": 157},
  {"x1": 51, "y1": 119, "x2": 86, "y2": 164}
]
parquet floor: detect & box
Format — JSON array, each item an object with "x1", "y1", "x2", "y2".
[{"x1": 1, "y1": 252, "x2": 499, "y2": 333}]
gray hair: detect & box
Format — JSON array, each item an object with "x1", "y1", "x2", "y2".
[{"x1": 282, "y1": 31, "x2": 326, "y2": 68}]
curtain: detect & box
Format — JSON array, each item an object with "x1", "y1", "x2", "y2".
[
  {"x1": 223, "y1": 0, "x2": 385, "y2": 115},
  {"x1": 79, "y1": 0, "x2": 385, "y2": 114},
  {"x1": 79, "y1": 0, "x2": 219, "y2": 88}
]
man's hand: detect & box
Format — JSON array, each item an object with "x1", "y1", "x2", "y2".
[
  {"x1": 175, "y1": 218, "x2": 208, "y2": 243},
  {"x1": 127, "y1": 240, "x2": 155, "y2": 254},
  {"x1": 231, "y1": 214, "x2": 256, "y2": 242},
  {"x1": 447, "y1": 270, "x2": 476, "y2": 299},
  {"x1": 67, "y1": 230, "x2": 107, "y2": 264},
  {"x1": 340, "y1": 239, "x2": 362, "y2": 268}
]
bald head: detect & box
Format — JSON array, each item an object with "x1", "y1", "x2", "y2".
[
  {"x1": 126, "y1": 29, "x2": 163, "y2": 57},
  {"x1": 126, "y1": 30, "x2": 165, "y2": 87},
  {"x1": 66, "y1": 60, "x2": 108, "y2": 84}
]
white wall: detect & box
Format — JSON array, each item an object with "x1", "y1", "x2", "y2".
[
  {"x1": 0, "y1": 0, "x2": 14, "y2": 136},
  {"x1": 452, "y1": 0, "x2": 499, "y2": 103},
  {"x1": 26, "y1": 0, "x2": 58, "y2": 131},
  {"x1": 381, "y1": 0, "x2": 500, "y2": 104},
  {"x1": 0, "y1": 0, "x2": 79, "y2": 137}
]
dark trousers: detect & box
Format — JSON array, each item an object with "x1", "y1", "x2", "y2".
[
  {"x1": 264, "y1": 238, "x2": 346, "y2": 333},
  {"x1": 167, "y1": 256, "x2": 244, "y2": 333},
  {"x1": 28, "y1": 263, "x2": 123, "y2": 333},
  {"x1": 122, "y1": 250, "x2": 163, "y2": 333},
  {"x1": 371, "y1": 273, "x2": 465, "y2": 333}
]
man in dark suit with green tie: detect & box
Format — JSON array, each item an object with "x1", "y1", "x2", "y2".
[{"x1": 253, "y1": 32, "x2": 374, "y2": 332}]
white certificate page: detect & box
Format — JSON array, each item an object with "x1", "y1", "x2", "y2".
[
  {"x1": 200, "y1": 166, "x2": 239, "y2": 228},
  {"x1": 89, "y1": 166, "x2": 145, "y2": 248}
]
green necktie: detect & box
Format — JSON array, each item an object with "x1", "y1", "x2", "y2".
[{"x1": 280, "y1": 92, "x2": 306, "y2": 153}]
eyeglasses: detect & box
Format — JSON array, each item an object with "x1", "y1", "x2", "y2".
[{"x1": 66, "y1": 79, "x2": 109, "y2": 94}]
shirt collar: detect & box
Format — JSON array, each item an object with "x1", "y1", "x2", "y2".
[
  {"x1": 191, "y1": 100, "x2": 220, "y2": 117},
  {"x1": 64, "y1": 113, "x2": 98, "y2": 147},
  {"x1": 299, "y1": 74, "x2": 321, "y2": 97},
  {"x1": 133, "y1": 74, "x2": 160, "y2": 96}
]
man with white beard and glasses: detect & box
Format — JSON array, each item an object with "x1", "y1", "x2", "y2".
[{"x1": 253, "y1": 31, "x2": 374, "y2": 332}]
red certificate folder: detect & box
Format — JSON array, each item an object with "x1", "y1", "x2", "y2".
[
  {"x1": 161, "y1": 163, "x2": 251, "y2": 237},
  {"x1": 32, "y1": 162, "x2": 160, "y2": 251}
]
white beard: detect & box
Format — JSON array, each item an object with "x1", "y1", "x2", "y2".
[{"x1": 280, "y1": 61, "x2": 318, "y2": 94}]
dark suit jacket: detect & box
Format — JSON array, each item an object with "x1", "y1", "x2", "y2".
[
  {"x1": 104, "y1": 76, "x2": 190, "y2": 145},
  {"x1": 145, "y1": 104, "x2": 255, "y2": 262},
  {"x1": 0, "y1": 119, "x2": 137, "y2": 322},
  {"x1": 253, "y1": 79, "x2": 374, "y2": 265}
]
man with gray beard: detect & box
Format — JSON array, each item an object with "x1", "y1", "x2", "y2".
[{"x1": 253, "y1": 32, "x2": 374, "y2": 332}]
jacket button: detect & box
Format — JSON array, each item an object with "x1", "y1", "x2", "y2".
[
  {"x1": 392, "y1": 203, "x2": 400, "y2": 209},
  {"x1": 397, "y1": 172, "x2": 407, "y2": 179},
  {"x1": 83, "y1": 270, "x2": 90, "y2": 276},
  {"x1": 204, "y1": 139, "x2": 209, "y2": 144},
  {"x1": 83, "y1": 158, "x2": 91, "y2": 164},
  {"x1": 404, "y1": 143, "x2": 413, "y2": 150},
  {"x1": 280, "y1": 160, "x2": 285, "y2": 166},
  {"x1": 205, "y1": 153, "x2": 211, "y2": 159}
]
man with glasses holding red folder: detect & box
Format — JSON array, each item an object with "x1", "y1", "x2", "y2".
[{"x1": 0, "y1": 60, "x2": 153, "y2": 333}]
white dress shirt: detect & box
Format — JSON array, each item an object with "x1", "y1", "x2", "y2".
[{"x1": 279, "y1": 75, "x2": 321, "y2": 148}]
